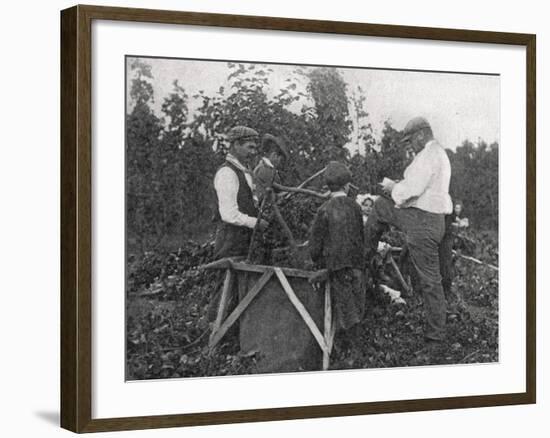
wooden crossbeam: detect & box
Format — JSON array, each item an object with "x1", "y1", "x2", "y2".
[
  {"x1": 200, "y1": 256, "x2": 245, "y2": 271},
  {"x1": 274, "y1": 267, "x2": 329, "y2": 354},
  {"x1": 231, "y1": 262, "x2": 327, "y2": 280},
  {"x1": 200, "y1": 258, "x2": 232, "y2": 271},
  {"x1": 209, "y1": 270, "x2": 273, "y2": 350}
]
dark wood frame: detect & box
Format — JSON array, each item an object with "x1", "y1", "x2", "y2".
[{"x1": 61, "y1": 4, "x2": 536, "y2": 433}]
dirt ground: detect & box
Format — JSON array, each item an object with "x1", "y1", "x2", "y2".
[{"x1": 126, "y1": 236, "x2": 498, "y2": 380}]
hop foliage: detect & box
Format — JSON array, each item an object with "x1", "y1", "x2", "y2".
[
  {"x1": 126, "y1": 230, "x2": 499, "y2": 379},
  {"x1": 447, "y1": 140, "x2": 499, "y2": 229},
  {"x1": 126, "y1": 57, "x2": 498, "y2": 255},
  {"x1": 125, "y1": 58, "x2": 500, "y2": 379}
]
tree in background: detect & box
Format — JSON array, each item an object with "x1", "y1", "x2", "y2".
[
  {"x1": 349, "y1": 121, "x2": 407, "y2": 194},
  {"x1": 447, "y1": 140, "x2": 499, "y2": 230},
  {"x1": 126, "y1": 59, "x2": 164, "y2": 248},
  {"x1": 304, "y1": 67, "x2": 352, "y2": 163},
  {"x1": 349, "y1": 122, "x2": 499, "y2": 233},
  {"x1": 161, "y1": 80, "x2": 217, "y2": 239},
  {"x1": 189, "y1": 63, "x2": 357, "y2": 183},
  {"x1": 126, "y1": 58, "x2": 499, "y2": 253},
  {"x1": 127, "y1": 63, "x2": 217, "y2": 250},
  {"x1": 375, "y1": 122, "x2": 410, "y2": 182}
]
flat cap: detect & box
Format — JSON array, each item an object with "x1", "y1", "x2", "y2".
[
  {"x1": 324, "y1": 161, "x2": 352, "y2": 188},
  {"x1": 227, "y1": 126, "x2": 259, "y2": 142},
  {"x1": 262, "y1": 133, "x2": 290, "y2": 160},
  {"x1": 401, "y1": 116, "x2": 431, "y2": 142}
]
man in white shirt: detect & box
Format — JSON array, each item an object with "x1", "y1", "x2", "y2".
[
  {"x1": 213, "y1": 126, "x2": 269, "y2": 259},
  {"x1": 365, "y1": 117, "x2": 452, "y2": 342}
]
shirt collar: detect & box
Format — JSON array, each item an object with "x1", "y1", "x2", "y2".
[
  {"x1": 408, "y1": 139, "x2": 434, "y2": 161},
  {"x1": 226, "y1": 154, "x2": 249, "y2": 173},
  {"x1": 425, "y1": 139, "x2": 436, "y2": 149}
]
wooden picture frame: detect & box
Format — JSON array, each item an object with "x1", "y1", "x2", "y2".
[{"x1": 61, "y1": 4, "x2": 536, "y2": 433}]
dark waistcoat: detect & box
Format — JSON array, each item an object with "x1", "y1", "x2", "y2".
[{"x1": 213, "y1": 162, "x2": 258, "y2": 259}]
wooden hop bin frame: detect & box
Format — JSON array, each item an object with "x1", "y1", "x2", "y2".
[
  {"x1": 61, "y1": 4, "x2": 536, "y2": 433},
  {"x1": 203, "y1": 258, "x2": 335, "y2": 370}
]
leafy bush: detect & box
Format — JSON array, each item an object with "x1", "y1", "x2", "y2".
[{"x1": 126, "y1": 233, "x2": 499, "y2": 379}]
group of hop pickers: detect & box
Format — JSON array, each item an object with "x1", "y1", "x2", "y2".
[{"x1": 212, "y1": 117, "x2": 468, "y2": 350}]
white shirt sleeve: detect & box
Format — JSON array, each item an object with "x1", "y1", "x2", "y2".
[
  {"x1": 214, "y1": 167, "x2": 258, "y2": 229},
  {"x1": 391, "y1": 148, "x2": 434, "y2": 207}
]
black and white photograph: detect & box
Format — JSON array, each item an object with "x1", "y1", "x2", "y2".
[
  {"x1": 125, "y1": 56, "x2": 499, "y2": 380},
  {"x1": 1, "y1": 0, "x2": 545, "y2": 435}
]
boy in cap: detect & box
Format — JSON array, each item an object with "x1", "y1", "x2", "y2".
[
  {"x1": 253, "y1": 133, "x2": 290, "y2": 202},
  {"x1": 309, "y1": 161, "x2": 366, "y2": 349},
  {"x1": 250, "y1": 134, "x2": 291, "y2": 263}
]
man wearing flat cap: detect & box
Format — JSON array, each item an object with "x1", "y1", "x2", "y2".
[
  {"x1": 212, "y1": 126, "x2": 268, "y2": 259},
  {"x1": 309, "y1": 161, "x2": 365, "y2": 348},
  {"x1": 253, "y1": 133, "x2": 290, "y2": 202},
  {"x1": 365, "y1": 117, "x2": 452, "y2": 343}
]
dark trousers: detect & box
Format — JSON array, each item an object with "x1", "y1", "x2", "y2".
[
  {"x1": 439, "y1": 229, "x2": 455, "y2": 301},
  {"x1": 330, "y1": 268, "x2": 365, "y2": 332},
  {"x1": 213, "y1": 223, "x2": 252, "y2": 260},
  {"x1": 365, "y1": 197, "x2": 446, "y2": 340}
]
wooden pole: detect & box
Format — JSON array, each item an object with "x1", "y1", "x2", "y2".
[
  {"x1": 200, "y1": 258, "x2": 232, "y2": 271},
  {"x1": 246, "y1": 193, "x2": 271, "y2": 262},
  {"x1": 273, "y1": 183, "x2": 328, "y2": 199},
  {"x1": 274, "y1": 268, "x2": 328, "y2": 353},
  {"x1": 271, "y1": 202, "x2": 297, "y2": 252},
  {"x1": 388, "y1": 256, "x2": 412, "y2": 295},
  {"x1": 209, "y1": 269, "x2": 233, "y2": 345},
  {"x1": 453, "y1": 250, "x2": 499, "y2": 271},
  {"x1": 282, "y1": 167, "x2": 326, "y2": 200},
  {"x1": 296, "y1": 166, "x2": 326, "y2": 189}
]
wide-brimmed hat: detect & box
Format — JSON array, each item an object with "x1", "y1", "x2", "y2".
[{"x1": 262, "y1": 133, "x2": 290, "y2": 160}]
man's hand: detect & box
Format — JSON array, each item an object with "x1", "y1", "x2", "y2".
[
  {"x1": 256, "y1": 218, "x2": 269, "y2": 232},
  {"x1": 377, "y1": 241, "x2": 392, "y2": 258},
  {"x1": 379, "y1": 177, "x2": 396, "y2": 195}
]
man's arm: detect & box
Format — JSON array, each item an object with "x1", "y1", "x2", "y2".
[
  {"x1": 391, "y1": 148, "x2": 433, "y2": 207},
  {"x1": 214, "y1": 167, "x2": 257, "y2": 229}
]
